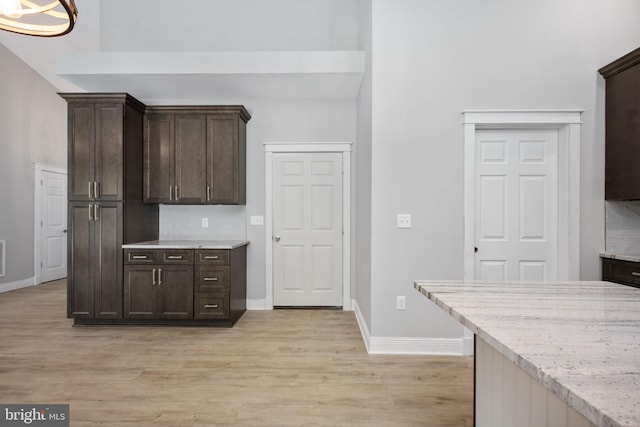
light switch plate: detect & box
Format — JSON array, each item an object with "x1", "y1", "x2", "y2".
[
  {"x1": 397, "y1": 214, "x2": 411, "y2": 228},
  {"x1": 201, "y1": 218, "x2": 209, "y2": 228},
  {"x1": 250, "y1": 215, "x2": 264, "y2": 226}
]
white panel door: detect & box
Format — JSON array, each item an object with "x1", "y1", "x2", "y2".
[
  {"x1": 41, "y1": 170, "x2": 67, "y2": 282},
  {"x1": 475, "y1": 129, "x2": 558, "y2": 282},
  {"x1": 273, "y1": 152, "x2": 343, "y2": 306}
]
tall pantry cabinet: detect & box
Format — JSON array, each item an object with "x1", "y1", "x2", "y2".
[{"x1": 61, "y1": 93, "x2": 159, "y2": 319}]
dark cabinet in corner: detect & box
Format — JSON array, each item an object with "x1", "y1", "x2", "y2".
[
  {"x1": 61, "y1": 93, "x2": 159, "y2": 320},
  {"x1": 143, "y1": 106, "x2": 251, "y2": 205},
  {"x1": 121, "y1": 245, "x2": 247, "y2": 326},
  {"x1": 599, "y1": 47, "x2": 640, "y2": 200}
]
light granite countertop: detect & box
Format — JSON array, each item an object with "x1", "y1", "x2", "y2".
[
  {"x1": 414, "y1": 280, "x2": 640, "y2": 427},
  {"x1": 600, "y1": 252, "x2": 640, "y2": 263},
  {"x1": 122, "y1": 240, "x2": 249, "y2": 249}
]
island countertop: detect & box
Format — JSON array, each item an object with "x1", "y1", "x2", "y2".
[
  {"x1": 122, "y1": 240, "x2": 249, "y2": 249},
  {"x1": 414, "y1": 280, "x2": 640, "y2": 427}
]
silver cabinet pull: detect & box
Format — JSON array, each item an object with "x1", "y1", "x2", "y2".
[
  {"x1": 169, "y1": 185, "x2": 173, "y2": 201},
  {"x1": 158, "y1": 268, "x2": 162, "y2": 285},
  {"x1": 88, "y1": 181, "x2": 93, "y2": 198},
  {"x1": 132, "y1": 255, "x2": 148, "y2": 260},
  {"x1": 94, "y1": 204, "x2": 100, "y2": 221},
  {"x1": 89, "y1": 203, "x2": 93, "y2": 221},
  {"x1": 167, "y1": 255, "x2": 183, "y2": 260},
  {"x1": 207, "y1": 185, "x2": 211, "y2": 201},
  {"x1": 204, "y1": 304, "x2": 219, "y2": 308},
  {"x1": 175, "y1": 186, "x2": 179, "y2": 200},
  {"x1": 152, "y1": 268, "x2": 157, "y2": 285},
  {"x1": 204, "y1": 255, "x2": 219, "y2": 260},
  {"x1": 632, "y1": 272, "x2": 640, "y2": 277},
  {"x1": 203, "y1": 277, "x2": 219, "y2": 281},
  {"x1": 94, "y1": 181, "x2": 99, "y2": 198}
]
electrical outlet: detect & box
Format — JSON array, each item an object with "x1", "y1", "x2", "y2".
[
  {"x1": 397, "y1": 295, "x2": 406, "y2": 310},
  {"x1": 397, "y1": 214, "x2": 411, "y2": 228},
  {"x1": 201, "y1": 218, "x2": 209, "y2": 228}
]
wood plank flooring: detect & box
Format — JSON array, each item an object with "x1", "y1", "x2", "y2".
[{"x1": 0, "y1": 280, "x2": 473, "y2": 426}]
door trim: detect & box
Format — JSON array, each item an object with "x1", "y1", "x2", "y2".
[
  {"x1": 463, "y1": 110, "x2": 582, "y2": 282},
  {"x1": 264, "y1": 142, "x2": 352, "y2": 310},
  {"x1": 33, "y1": 162, "x2": 67, "y2": 285}
]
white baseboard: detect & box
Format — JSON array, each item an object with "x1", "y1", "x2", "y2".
[
  {"x1": 0, "y1": 277, "x2": 36, "y2": 294},
  {"x1": 352, "y1": 298, "x2": 465, "y2": 356},
  {"x1": 246, "y1": 299, "x2": 267, "y2": 310},
  {"x1": 352, "y1": 299, "x2": 371, "y2": 353}
]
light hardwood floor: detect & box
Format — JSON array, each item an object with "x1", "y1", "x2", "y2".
[{"x1": 0, "y1": 280, "x2": 473, "y2": 426}]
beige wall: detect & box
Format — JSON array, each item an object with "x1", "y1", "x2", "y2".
[{"x1": 0, "y1": 43, "x2": 67, "y2": 285}]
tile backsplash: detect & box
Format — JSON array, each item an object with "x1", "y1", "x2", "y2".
[
  {"x1": 159, "y1": 205, "x2": 247, "y2": 240},
  {"x1": 605, "y1": 201, "x2": 640, "y2": 254}
]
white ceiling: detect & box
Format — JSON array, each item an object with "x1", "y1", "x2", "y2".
[{"x1": 0, "y1": 0, "x2": 364, "y2": 102}]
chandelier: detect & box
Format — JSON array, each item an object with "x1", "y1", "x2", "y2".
[{"x1": 0, "y1": 0, "x2": 77, "y2": 37}]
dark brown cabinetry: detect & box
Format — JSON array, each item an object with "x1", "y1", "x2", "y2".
[
  {"x1": 124, "y1": 249, "x2": 194, "y2": 319},
  {"x1": 67, "y1": 102, "x2": 124, "y2": 201},
  {"x1": 602, "y1": 257, "x2": 640, "y2": 289},
  {"x1": 143, "y1": 114, "x2": 207, "y2": 204},
  {"x1": 61, "y1": 93, "x2": 159, "y2": 321},
  {"x1": 68, "y1": 202, "x2": 123, "y2": 318},
  {"x1": 599, "y1": 47, "x2": 640, "y2": 200},
  {"x1": 143, "y1": 107, "x2": 250, "y2": 205},
  {"x1": 121, "y1": 246, "x2": 247, "y2": 326}
]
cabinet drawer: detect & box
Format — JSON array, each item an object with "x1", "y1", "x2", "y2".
[
  {"x1": 195, "y1": 266, "x2": 229, "y2": 292},
  {"x1": 195, "y1": 249, "x2": 229, "y2": 265},
  {"x1": 124, "y1": 249, "x2": 158, "y2": 264},
  {"x1": 159, "y1": 249, "x2": 194, "y2": 265},
  {"x1": 602, "y1": 258, "x2": 640, "y2": 288},
  {"x1": 194, "y1": 293, "x2": 229, "y2": 319}
]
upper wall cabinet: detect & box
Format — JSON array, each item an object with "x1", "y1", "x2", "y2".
[
  {"x1": 144, "y1": 106, "x2": 250, "y2": 205},
  {"x1": 144, "y1": 114, "x2": 207, "y2": 204},
  {"x1": 599, "y1": 47, "x2": 640, "y2": 200}
]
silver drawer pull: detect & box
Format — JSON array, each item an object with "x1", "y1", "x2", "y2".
[
  {"x1": 203, "y1": 277, "x2": 219, "y2": 281},
  {"x1": 204, "y1": 304, "x2": 219, "y2": 308},
  {"x1": 632, "y1": 272, "x2": 640, "y2": 277},
  {"x1": 167, "y1": 255, "x2": 183, "y2": 260},
  {"x1": 132, "y1": 255, "x2": 148, "y2": 259},
  {"x1": 204, "y1": 256, "x2": 219, "y2": 260}
]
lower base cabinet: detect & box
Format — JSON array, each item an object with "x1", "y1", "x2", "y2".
[
  {"x1": 80, "y1": 245, "x2": 247, "y2": 327},
  {"x1": 123, "y1": 264, "x2": 194, "y2": 320},
  {"x1": 602, "y1": 257, "x2": 640, "y2": 289}
]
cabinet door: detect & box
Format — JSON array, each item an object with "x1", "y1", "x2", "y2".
[
  {"x1": 144, "y1": 114, "x2": 173, "y2": 203},
  {"x1": 94, "y1": 104, "x2": 124, "y2": 200},
  {"x1": 605, "y1": 64, "x2": 640, "y2": 200},
  {"x1": 68, "y1": 104, "x2": 95, "y2": 201},
  {"x1": 158, "y1": 265, "x2": 194, "y2": 319},
  {"x1": 93, "y1": 203, "x2": 123, "y2": 319},
  {"x1": 174, "y1": 115, "x2": 206, "y2": 203},
  {"x1": 68, "y1": 203, "x2": 93, "y2": 317},
  {"x1": 123, "y1": 265, "x2": 156, "y2": 319},
  {"x1": 206, "y1": 115, "x2": 244, "y2": 204}
]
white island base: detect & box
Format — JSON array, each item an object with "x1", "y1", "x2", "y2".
[{"x1": 476, "y1": 337, "x2": 594, "y2": 427}]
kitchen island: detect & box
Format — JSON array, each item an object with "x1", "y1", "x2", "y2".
[{"x1": 414, "y1": 280, "x2": 640, "y2": 427}]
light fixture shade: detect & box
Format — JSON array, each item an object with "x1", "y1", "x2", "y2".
[{"x1": 0, "y1": 0, "x2": 77, "y2": 37}]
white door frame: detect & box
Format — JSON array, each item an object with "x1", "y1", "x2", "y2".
[
  {"x1": 463, "y1": 110, "x2": 582, "y2": 282},
  {"x1": 34, "y1": 162, "x2": 67, "y2": 285},
  {"x1": 265, "y1": 142, "x2": 352, "y2": 310}
]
